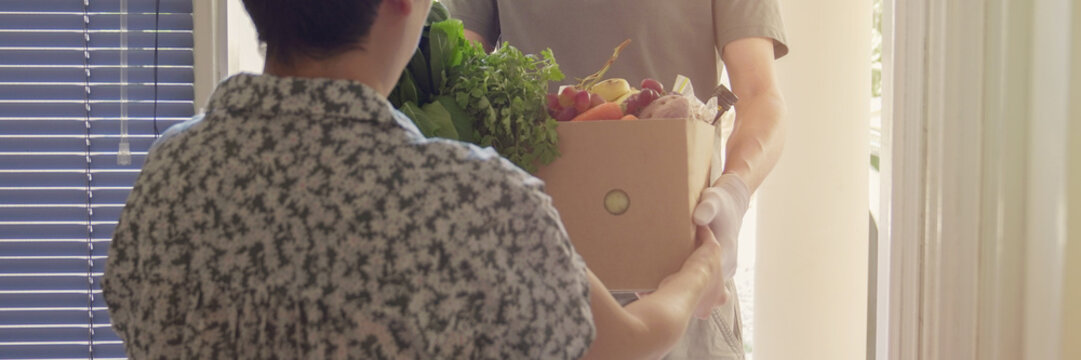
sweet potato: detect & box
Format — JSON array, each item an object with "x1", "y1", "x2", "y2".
[{"x1": 570, "y1": 102, "x2": 624, "y2": 122}]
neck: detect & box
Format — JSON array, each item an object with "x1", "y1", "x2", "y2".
[{"x1": 263, "y1": 50, "x2": 394, "y2": 97}]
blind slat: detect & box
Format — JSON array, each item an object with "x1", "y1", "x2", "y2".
[
  {"x1": 0, "y1": 292, "x2": 110, "y2": 310},
  {"x1": 0, "y1": 241, "x2": 112, "y2": 258},
  {"x1": 0, "y1": 0, "x2": 192, "y2": 13},
  {"x1": 0, "y1": 119, "x2": 189, "y2": 137},
  {"x1": 0, "y1": 259, "x2": 105, "y2": 275},
  {"x1": 0, "y1": 13, "x2": 192, "y2": 31},
  {"x1": 0, "y1": 328, "x2": 121, "y2": 346},
  {"x1": 0, "y1": 275, "x2": 107, "y2": 294},
  {"x1": 0, "y1": 48, "x2": 192, "y2": 66},
  {"x1": 0, "y1": 66, "x2": 193, "y2": 84},
  {"x1": 0, "y1": 137, "x2": 156, "y2": 153},
  {"x1": 0, "y1": 84, "x2": 192, "y2": 102},
  {"x1": 0, "y1": 189, "x2": 133, "y2": 206},
  {"x1": 0, "y1": 172, "x2": 140, "y2": 188},
  {"x1": 0, "y1": 344, "x2": 105, "y2": 359},
  {"x1": 0, "y1": 103, "x2": 194, "y2": 118},
  {"x1": 0, "y1": 224, "x2": 117, "y2": 243},
  {"x1": 0, "y1": 83, "x2": 192, "y2": 102},
  {"x1": 0, "y1": 30, "x2": 192, "y2": 48},
  {"x1": 0, "y1": 207, "x2": 124, "y2": 223},
  {"x1": 0, "y1": 154, "x2": 147, "y2": 171}
]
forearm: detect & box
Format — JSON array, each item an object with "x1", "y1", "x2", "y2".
[
  {"x1": 622, "y1": 264, "x2": 710, "y2": 340},
  {"x1": 582, "y1": 231, "x2": 721, "y2": 360},
  {"x1": 722, "y1": 91, "x2": 786, "y2": 192},
  {"x1": 462, "y1": 29, "x2": 493, "y2": 52},
  {"x1": 581, "y1": 268, "x2": 708, "y2": 360}
]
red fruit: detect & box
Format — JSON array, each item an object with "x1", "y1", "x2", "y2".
[
  {"x1": 554, "y1": 106, "x2": 579, "y2": 122},
  {"x1": 639, "y1": 88, "x2": 661, "y2": 107},
  {"x1": 641, "y1": 78, "x2": 664, "y2": 94},
  {"x1": 574, "y1": 91, "x2": 592, "y2": 112},
  {"x1": 547, "y1": 93, "x2": 562, "y2": 111},
  {"x1": 624, "y1": 93, "x2": 643, "y2": 116},
  {"x1": 589, "y1": 92, "x2": 605, "y2": 108},
  {"x1": 623, "y1": 89, "x2": 662, "y2": 117},
  {"x1": 559, "y1": 86, "x2": 578, "y2": 108}
]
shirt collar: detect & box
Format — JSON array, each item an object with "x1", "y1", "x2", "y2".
[{"x1": 205, "y1": 73, "x2": 397, "y2": 124}]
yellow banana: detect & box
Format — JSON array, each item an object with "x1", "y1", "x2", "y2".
[
  {"x1": 613, "y1": 89, "x2": 640, "y2": 105},
  {"x1": 591, "y1": 78, "x2": 632, "y2": 102}
]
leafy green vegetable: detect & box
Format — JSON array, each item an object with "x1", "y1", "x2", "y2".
[
  {"x1": 400, "y1": 101, "x2": 458, "y2": 140},
  {"x1": 425, "y1": 1, "x2": 449, "y2": 24},
  {"x1": 420, "y1": 101, "x2": 460, "y2": 140},
  {"x1": 397, "y1": 70, "x2": 421, "y2": 107},
  {"x1": 435, "y1": 95, "x2": 477, "y2": 143},
  {"x1": 399, "y1": 102, "x2": 435, "y2": 136},
  {"x1": 407, "y1": 48, "x2": 432, "y2": 104},
  {"x1": 388, "y1": 1, "x2": 564, "y2": 172},
  {"x1": 445, "y1": 44, "x2": 563, "y2": 172},
  {"x1": 428, "y1": 19, "x2": 465, "y2": 91}
]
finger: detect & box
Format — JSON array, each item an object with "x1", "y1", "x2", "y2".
[
  {"x1": 693, "y1": 190, "x2": 721, "y2": 226},
  {"x1": 715, "y1": 231, "x2": 739, "y2": 279},
  {"x1": 695, "y1": 225, "x2": 718, "y2": 247}
]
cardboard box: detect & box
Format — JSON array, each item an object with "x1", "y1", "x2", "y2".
[{"x1": 535, "y1": 118, "x2": 715, "y2": 291}]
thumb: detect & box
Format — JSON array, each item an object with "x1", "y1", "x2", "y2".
[{"x1": 693, "y1": 189, "x2": 722, "y2": 226}]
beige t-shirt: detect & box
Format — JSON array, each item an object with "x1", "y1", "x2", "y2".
[{"x1": 442, "y1": 0, "x2": 789, "y2": 99}]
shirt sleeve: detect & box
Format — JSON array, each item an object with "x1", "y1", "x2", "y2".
[
  {"x1": 441, "y1": 0, "x2": 500, "y2": 44},
  {"x1": 485, "y1": 163, "x2": 596, "y2": 359},
  {"x1": 713, "y1": 0, "x2": 790, "y2": 59}
]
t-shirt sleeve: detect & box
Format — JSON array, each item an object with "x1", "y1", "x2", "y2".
[
  {"x1": 714, "y1": 0, "x2": 790, "y2": 59},
  {"x1": 441, "y1": 0, "x2": 500, "y2": 45},
  {"x1": 490, "y1": 169, "x2": 596, "y2": 359},
  {"x1": 431, "y1": 142, "x2": 596, "y2": 358}
]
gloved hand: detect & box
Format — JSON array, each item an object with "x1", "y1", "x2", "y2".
[{"x1": 692, "y1": 174, "x2": 751, "y2": 281}]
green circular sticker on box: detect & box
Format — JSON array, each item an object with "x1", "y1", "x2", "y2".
[{"x1": 604, "y1": 189, "x2": 630, "y2": 215}]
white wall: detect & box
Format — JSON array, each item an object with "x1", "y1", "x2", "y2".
[
  {"x1": 226, "y1": 0, "x2": 264, "y2": 75},
  {"x1": 192, "y1": 1, "x2": 225, "y2": 112},
  {"x1": 754, "y1": 0, "x2": 870, "y2": 359},
  {"x1": 1062, "y1": 0, "x2": 1080, "y2": 355}
]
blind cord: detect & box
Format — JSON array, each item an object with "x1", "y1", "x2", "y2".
[
  {"x1": 80, "y1": 0, "x2": 95, "y2": 358},
  {"x1": 118, "y1": 0, "x2": 130, "y2": 165},
  {"x1": 153, "y1": 0, "x2": 161, "y2": 137}
]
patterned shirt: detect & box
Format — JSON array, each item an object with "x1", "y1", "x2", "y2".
[{"x1": 102, "y1": 74, "x2": 595, "y2": 359}]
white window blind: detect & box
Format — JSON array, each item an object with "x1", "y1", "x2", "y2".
[{"x1": 0, "y1": 0, "x2": 194, "y2": 358}]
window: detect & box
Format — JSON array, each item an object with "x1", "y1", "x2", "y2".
[{"x1": 0, "y1": 0, "x2": 194, "y2": 358}]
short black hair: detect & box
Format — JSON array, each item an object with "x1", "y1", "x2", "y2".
[{"x1": 242, "y1": 0, "x2": 384, "y2": 64}]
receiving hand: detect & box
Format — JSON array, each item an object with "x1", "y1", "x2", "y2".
[
  {"x1": 688, "y1": 226, "x2": 727, "y2": 319},
  {"x1": 692, "y1": 174, "x2": 751, "y2": 281}
]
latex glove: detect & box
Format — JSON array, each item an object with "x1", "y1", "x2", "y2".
[{"x1": 692, "y1": 174, "x2": 751, "y2": 280}]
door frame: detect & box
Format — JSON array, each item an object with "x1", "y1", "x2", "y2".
[{"x1": 881, "y1": 0, "x2": 1071, "y2": 359}]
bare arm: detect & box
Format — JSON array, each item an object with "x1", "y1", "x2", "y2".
[
  {"x1": 582, "y1": 227, "x2": 725, "y2": 360},
  {"x1": 463, "y1": 29, "x2": 494, "y2": 52},
  {"x1": 720, "y1": 37, "x2": 787, "y2": 192}
]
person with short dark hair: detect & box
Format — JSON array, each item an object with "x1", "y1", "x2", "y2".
[{"x1": 103, "y1": 1, "x2": 727, "y2": 358}]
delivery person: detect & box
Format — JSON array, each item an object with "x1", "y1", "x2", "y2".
[
  {"x1": 442, "y1": 1, "x2": 790, "y2": 358},
  {"x1": 102, "y1": 0, "x2": 731, "y2": 358}
]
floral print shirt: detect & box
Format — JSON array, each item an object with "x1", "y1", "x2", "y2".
[{"x1": 102, "y1": 74, "x2": 595, "y2": 359}]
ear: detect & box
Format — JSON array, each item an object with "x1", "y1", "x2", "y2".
[{"x1": 383, "y1": 0, "x2": 414, "y2": 15}]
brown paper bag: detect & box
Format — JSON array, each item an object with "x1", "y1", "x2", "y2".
[{"x1": 536, "y1": 118, "x2": 715, "y2": 291}]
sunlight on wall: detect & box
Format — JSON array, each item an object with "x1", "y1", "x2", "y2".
[{"x1": 227, "y1": 0, "x2": 264, "y2": 75}]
